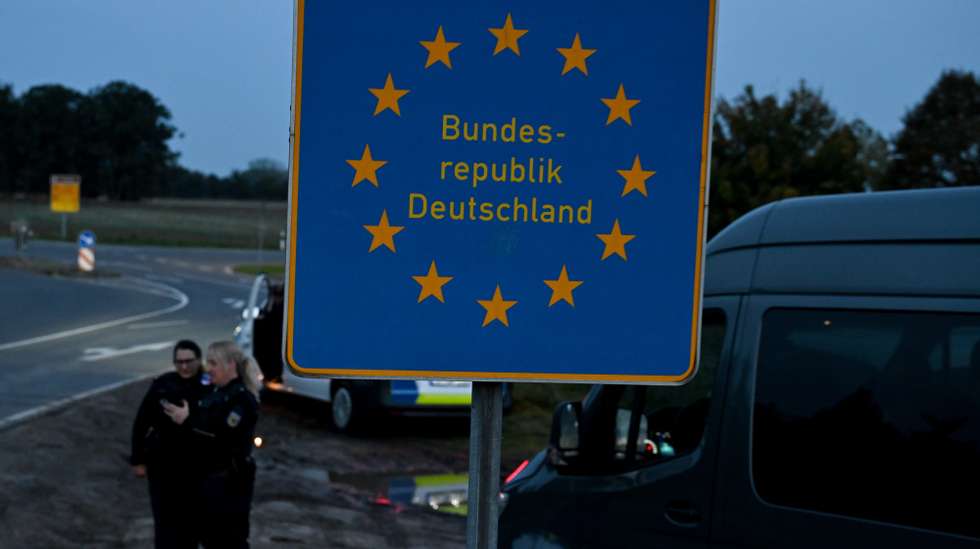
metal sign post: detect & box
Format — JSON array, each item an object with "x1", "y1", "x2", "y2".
[{"x1": 467, "y1": 382, "x2": 503, "y2": 549}]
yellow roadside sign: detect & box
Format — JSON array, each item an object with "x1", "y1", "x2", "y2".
[{"x1": 50, "y1": 175, "x2": 81, "y2": 213}]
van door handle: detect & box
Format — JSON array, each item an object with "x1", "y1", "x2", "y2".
[{"x1": 664, "y1": 500, "x2": 702, "y2": 528}]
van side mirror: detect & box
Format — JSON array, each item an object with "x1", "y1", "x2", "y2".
[
  {"x1": 549, "y1": 401, "x2": 582, "y2": 466},
  {"x1": 242, "y1": 306, "x2": 260, "y2": 320}
]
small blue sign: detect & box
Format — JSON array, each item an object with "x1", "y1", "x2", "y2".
[
  {"x1": 286, "y1": 0, "x2": 717, "y2": 383},
  {"x1": 78, "y1": 230, "x2": 96, "y2": 249}
]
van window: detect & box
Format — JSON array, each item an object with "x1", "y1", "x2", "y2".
[
  {"x1": 753, "y1": 309, "x2": 980, "y2": 539},
  {"x1": 585, "y1": 308, "x2": 725, "y2": 473}
]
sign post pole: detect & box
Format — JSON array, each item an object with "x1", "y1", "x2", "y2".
[
  {"x1": 466, "y1": 382, "x2": 503, "y2": 549},
  {"x1": 60, "y1": 214, "x2": 67, "y2": 240}
]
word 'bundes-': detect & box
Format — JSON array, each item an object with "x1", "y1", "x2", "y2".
[{"x1": 441, "y1": 115, "x2": 559, "y2": 145}]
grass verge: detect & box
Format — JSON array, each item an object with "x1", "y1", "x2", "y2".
[
  {"x1": 0, "y1": 197, "x2": 287, "y2": 249},
  {"x1": 0, "y1": 255, "x2": 120, "y2": 278},
  {"x1": 233, "y1": 263, "x2": 285, "y2": 276}
]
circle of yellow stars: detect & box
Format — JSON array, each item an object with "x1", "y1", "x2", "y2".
[{"x1": 344, "y1": 13, "x2": 657, "y2": 328}]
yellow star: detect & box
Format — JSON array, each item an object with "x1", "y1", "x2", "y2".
[
  {"x1": 617, "y1": 155, "x2": 656, "y2": 197},
  {"x1": 412, "y1": 261, "x2": 453, "y2": 303},
  {"x1": 557, "y1": 33, "x2": 596, "y2": 76},
  {"x1": 596, "y1": 219, "x2": 636, "y2": 261},
  {"x1": 420, "y1": 26, "x2": 461, "y2": 69},
  {"x1": 363, "y1": 210, "x2": 404, "y2": 253},
  {"x1": 368, "y1": 73, "x2": 410, "y2": 116},
  {"x1": 477, "y1": 285, "x2": 518, "y2": 327},
  {"x1": 544, "y1": 265, "x2": 584, "y2": 307},
  {"x1": 346, "y1": 145, "x2": 387, "y2": 188},
  {"x1": 601, "y1": 84, "x2": 640, "y2": 126},
  {"x1": 488, "y1": 13, "x2": 528, "y2": 56}
]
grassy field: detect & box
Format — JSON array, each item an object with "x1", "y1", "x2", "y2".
[
  {"x1": 0, "y1": 197, "x2": 287, "y2": 249},
  {"x1": 233, "y1": 263, "x2": 286, "y2": 276}
]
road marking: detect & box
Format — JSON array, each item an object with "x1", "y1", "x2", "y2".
[
  {"x1": 223, "y1": 297, "x2": 246, "y2": 309},
  {"x1": 0, "y1": 372, "x2": 157, "y2": 431},
  {"x1": 82, "y1": 340, "x2": 175, "y2": 362},
  {"x1": 0, "y1": 279, "x2": 189, "y2": 352},
  {"x1": 126, "y1": 319, "x2": 189, "y2": 330},
  {"x1": 144, "y1": 273, "x2": 184, "y2": 284}
]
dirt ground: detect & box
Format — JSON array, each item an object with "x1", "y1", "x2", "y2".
[{"x1": 0, "y1": 378, "x2": 477, "y2": 548}]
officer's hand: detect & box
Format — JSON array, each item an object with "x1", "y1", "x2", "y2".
[
  {"x1": 132, "y1": 464, "x2": 147, "y2": 478},
  {"x1": 162, "y1": 400, "x2": 190, "y2": 425}
]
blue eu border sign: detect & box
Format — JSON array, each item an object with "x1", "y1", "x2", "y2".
[{"x1": 285, "y1": 0, "x2": 717, "y2": 383}]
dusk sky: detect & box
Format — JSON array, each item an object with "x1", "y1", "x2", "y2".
[{"x1": 1, "y1": 1, "x2": 978, "y2": 176}]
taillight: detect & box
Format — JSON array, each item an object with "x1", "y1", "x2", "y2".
[{"x1": 504, "y1": 459, "x2": 530, "y2": 485}]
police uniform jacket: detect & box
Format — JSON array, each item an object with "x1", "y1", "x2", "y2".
[
  {"x1": 189, "y1": 377, "x2": 259, "y2": 475},
  {"x1": 131, "y1": 370, "x2": 212, "y2": 467}
]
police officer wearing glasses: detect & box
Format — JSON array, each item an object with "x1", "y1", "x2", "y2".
[{"x1": 131, "y1": 339, "x2": 212, "y2": 549}]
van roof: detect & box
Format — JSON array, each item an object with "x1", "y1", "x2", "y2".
[
  {"x1": 709, "y1": 186, "x2": 980, "y2": 253},
  {"x1": 704, "y1": 187, "x2": 980, "y2": 297}
]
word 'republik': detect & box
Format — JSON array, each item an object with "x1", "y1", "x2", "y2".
[{"x1": 406, "y1": 114, "x2": 592, "y2": 225}]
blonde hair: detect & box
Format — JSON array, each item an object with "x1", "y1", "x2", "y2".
[{"x1": 207, "y1": 340, "x2": 262, "y2": 400}]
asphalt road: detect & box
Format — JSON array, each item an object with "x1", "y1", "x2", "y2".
[{"x1": 0, "y1": 238, "x2": 285, "y2": 422}]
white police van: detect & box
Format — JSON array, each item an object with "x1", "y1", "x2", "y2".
[{"x1": 234, "y1": 274, "x2": 489, "y2": 432}]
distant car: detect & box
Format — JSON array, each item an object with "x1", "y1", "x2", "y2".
[
  {"x1": 499, "y1": 187, "x2": 980, "y2": 548},
  {"x1": 234, "y1": 274, "x2": 511, "y2": 432}
]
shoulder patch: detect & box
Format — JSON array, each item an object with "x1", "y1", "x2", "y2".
[{"x1": 227, "y1": 411, "x2": 242, "y2": 428}]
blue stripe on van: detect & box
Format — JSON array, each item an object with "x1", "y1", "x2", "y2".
[{"x1": 389, "y1": 380, "x2": 419, "y2": 405}]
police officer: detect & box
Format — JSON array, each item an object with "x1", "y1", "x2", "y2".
[
  {"x1": 164, "y1": 340, "x2": 261, "y2": 549},
  {"x1": 131, "y1": 339, "x2": 211, "y2": 549}
]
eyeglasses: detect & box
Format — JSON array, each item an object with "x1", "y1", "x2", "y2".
[{"x1": 174, "y1": 358, "x2": 198, "y2": 366}]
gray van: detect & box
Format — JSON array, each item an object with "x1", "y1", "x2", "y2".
[{"x1": 499, "y1": 187, "x2": 980, "y2": 548}]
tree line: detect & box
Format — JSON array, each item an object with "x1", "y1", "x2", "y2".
[
  {"x1": 0, "y1": 70, "x2": 977, "y2": 235},
  {"x1": 0, "y1": 80, "x2": 288, "y2": 201},
  {"x1": 710, "y1": 70, "x2": 978, "y2": 235}
]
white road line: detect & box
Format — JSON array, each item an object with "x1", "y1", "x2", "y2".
[
  {"x1": 82, "y1": 340, "x2": 175, "y2": 362},
  {"x1": 0, "y1": 372, "x2": 157, "y2": 431},
  {"x1": 144, "y1": 273, "x2": 184, "y2": 284},
  {"x1": 126, "y1": 319, "x2": 189, "y2": 330},
  {"x1": 0, "y1": 279, "x2": 189, "y2": 352}
]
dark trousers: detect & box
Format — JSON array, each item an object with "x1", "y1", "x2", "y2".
[
  {"x1": 199, "y1": 463, "x2": 255, "y2": 549},
  {"x1": 148, "y1": 467, "x2": 200, "y2": 549}
]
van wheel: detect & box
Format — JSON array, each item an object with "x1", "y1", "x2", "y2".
[{"x1": 331, "y1": 385, "x2": 358, "y2": 433}]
